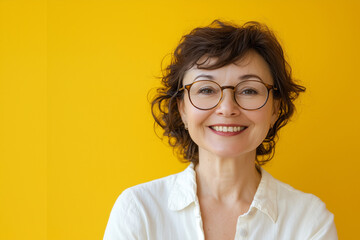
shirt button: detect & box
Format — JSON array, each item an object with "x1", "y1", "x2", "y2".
[{"x1": 240, "y1": 228, "x2": 247, "y2": 237}]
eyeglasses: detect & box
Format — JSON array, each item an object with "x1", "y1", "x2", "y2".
[{"x1": 179, "y1": 80, "x2": 277, "y2": 110}]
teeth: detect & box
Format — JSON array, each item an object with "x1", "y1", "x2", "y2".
[{"x1": 211, "y1": 126, "x2": 245, "y2": 132}]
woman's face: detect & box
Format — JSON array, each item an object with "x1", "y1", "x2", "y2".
[{"x1": 178, "y1": 50, "x2": 279, "y2": 160}]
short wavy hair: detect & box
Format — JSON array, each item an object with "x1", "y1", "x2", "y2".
[{"x1": 151, "y1": 20, "x2": 305, "y2": 166}]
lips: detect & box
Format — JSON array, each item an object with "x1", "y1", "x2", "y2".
[
  {"x1": 210, "y1": 125, "x2": 246, "y2": 133},
  {"x1": 208, "y1": 124, "x2": 247, "y2": 136}
]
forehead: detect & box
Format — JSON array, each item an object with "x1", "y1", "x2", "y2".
[{"x1": 183, "y1": 50, "x2": 273, "y2": 84}]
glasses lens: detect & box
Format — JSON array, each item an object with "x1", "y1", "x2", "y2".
[
  {"x1": 235, "y1": 81, "x2": 269, "y2": 110},
  {"x1": 189, "y1": 81, "x2": 221, "y2": 109}
]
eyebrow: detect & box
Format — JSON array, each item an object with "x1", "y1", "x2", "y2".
[
  {"x1": 193, "y1": 74, "x2": 263, "y2": 82},
  {"x1": 239, "y1": 74, "x2": 263, "y2": 81},
  {"x1": 193, "y1": 74, "x2": 214, "y2": 81}
]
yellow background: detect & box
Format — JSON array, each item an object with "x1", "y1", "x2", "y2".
[{"x1": 1, "y1": 0, "x2": 359, "y2": 239}]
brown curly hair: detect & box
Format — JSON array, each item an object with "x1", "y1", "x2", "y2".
[{"x1": 151, "y1": 20, "x2": 305, "y2": 166}]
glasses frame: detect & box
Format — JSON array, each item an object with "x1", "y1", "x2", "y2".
[{"x1": 179, "y1": 80, "x2": 277, "y2": 111}]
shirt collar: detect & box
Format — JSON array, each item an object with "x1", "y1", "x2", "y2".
[
  {"x1": 167, "y1": 163, "x2": 278, "y2": 223},
  {"x1": 168, "y1": 163, "x2": 197, "y2": 211},
  {"x1": 251, "y1": 168, "x2": 278, "y2": 223}
]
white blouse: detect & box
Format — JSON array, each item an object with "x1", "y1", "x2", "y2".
[{"x1": 104, "y1": 164, "x2": 337, "y2": 240}]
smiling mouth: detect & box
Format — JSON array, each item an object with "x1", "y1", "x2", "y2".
[{"x1": 209, "y1": 126, "x2": 247, "y2": 133}]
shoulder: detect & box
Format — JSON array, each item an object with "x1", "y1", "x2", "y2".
[
  {"x1": 123, "y1": 169, "x2": 181, "y2": 200},
  {"x1": 275, "y1": 177, "x2": 321, "y2": 204},
  {"x1": 267, "y1": 173, "x2": 337, "y2": 239},
  {"x1": 260, "y1": 169, "x2": 327, "y2": 210},
  {"x1": 114, "y1": 170, "x2": 180, "y2": 210},
  {"x1": 109, "y1": 163, "x2": 197, "y2": 215},
  {"x1": 103, "y1": 169, "x2": 186, "y2": 240},
  {"x1": 256, "y1": 169, "x2": 333, "y2": 222},
  {"x1": 273, "y1": 176, "x2": 329, "y2": 215}
]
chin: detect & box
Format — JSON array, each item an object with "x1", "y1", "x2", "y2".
[{"x1": 201, "y1": 145, "x2": 256, "y2": 160}]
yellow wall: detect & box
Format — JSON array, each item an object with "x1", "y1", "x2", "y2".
[{"x1": 1, "y1": 0, "x2": 359, "y2": 239}]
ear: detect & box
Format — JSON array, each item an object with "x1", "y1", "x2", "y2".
[
  {"x1": 270, "y1": 99, "x2": 280, "y2": 126},
  {"x1": 177, "y1": 98, "x2": 187, "y2": 126}
]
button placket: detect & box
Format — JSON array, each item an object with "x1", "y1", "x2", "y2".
[
  {"x1": 235, "y1": 218, "x2": 249, "y2": 239},
  {"x1": 194, "y1": 200, "x2": 205, "y2": 240},
  {"x1": 239, "y1": 227, "x2": 248, "y2": 238}
]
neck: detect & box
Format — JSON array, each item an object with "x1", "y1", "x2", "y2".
[{"x1": 195, "y1": 150, "x2": 261, "y2": 204}]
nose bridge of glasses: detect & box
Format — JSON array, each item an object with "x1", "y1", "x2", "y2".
[
  {"x1": 220, "y1": 85, "x2": 236, "y2": 98},
  {"x1": 221, "y1": 85, "x2": 237, "y2": 98},
  {"x1": 218, "y1": 85, "x2": 238, "y2": 107},
  {"x1": 220, "y1": 85, "x2": 236, "y2": 91}
]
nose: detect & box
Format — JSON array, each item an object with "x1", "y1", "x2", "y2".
[{"x1": 215, "y1": 88, "x2": 241, "y2": 116}]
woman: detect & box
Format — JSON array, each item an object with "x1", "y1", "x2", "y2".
[{"x1": 104, "y1": 20, "x2": 338, "y2": 240}]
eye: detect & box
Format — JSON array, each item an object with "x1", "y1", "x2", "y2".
[
  {"x1": 238, "y1": 88, "x2": 258, "y2": 95},
  {"x1": 197, "y1": 87, "x2": 218, "y2": 95}
]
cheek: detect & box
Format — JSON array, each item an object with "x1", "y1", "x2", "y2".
[
  {"x1": 182, "y1": 98, "x2": 205, "y2": 121},
  {"x1": 248, "y1": 108, "x2": 274, "y2": 129},
  {"x1": 186, "y1": 108, "x2": 210, "y2": 128},
  {"x1": 183, "y1": 105, "x2": 213, "y2": 141},
  {"x1": 246, "y1": 110, "x2": 273, "y2": 148}
]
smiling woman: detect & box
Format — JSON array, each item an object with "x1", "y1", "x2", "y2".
[
  {"x1": 103, "y1": 20, "x2": 338, "y2": 240},
  {"x1": 178, "y1": 51, "x2": 279, "y2": 161}
]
